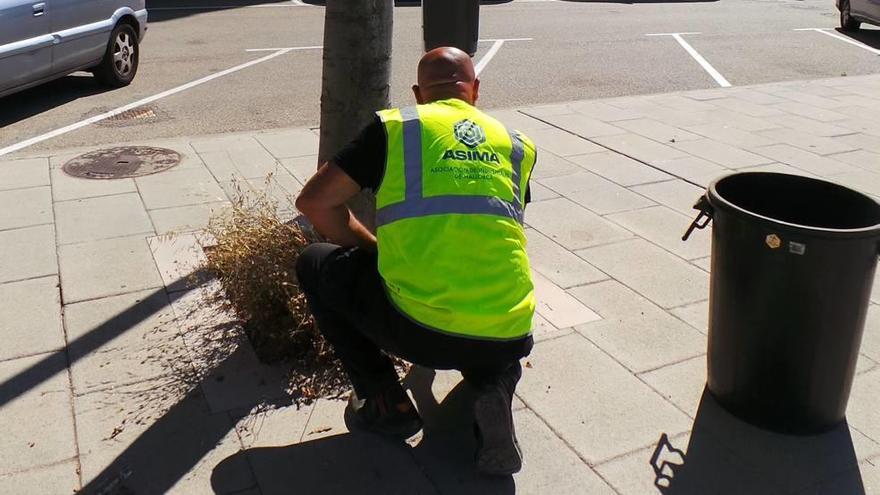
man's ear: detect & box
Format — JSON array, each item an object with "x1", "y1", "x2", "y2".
[
  {"x1": 412, "y1": 84, "x2": 424, "y2": 104},
  {"x1": 471, "y1": 78, "x2": 480, "y2": 105}
]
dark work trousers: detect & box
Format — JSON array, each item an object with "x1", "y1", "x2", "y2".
[{"x1": 295, "y1": 243, "x2": 533, "y2": 399}]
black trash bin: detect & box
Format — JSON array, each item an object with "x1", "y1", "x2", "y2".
[
  {"x1": 683, "y1": 172, "x2": 880, "y2": 434},
  {"x1": 423, "y1": 0, "x2": 479, "y2": 56}
]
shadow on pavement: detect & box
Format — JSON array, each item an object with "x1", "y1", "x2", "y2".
[
  {"x1": 834, "y1": 27, "x2": 880, "y2": 50},
  {"x1": 652, "y1": 389, "x2": 865, "y2": 494},
  {"x1": 0, "y1": 74, "x2": 113, "y2": 128},
  {"x1": 558, "y1": 0, "x2": 718, "y2": 3},
  {"x1": 211, "y1": 366, "x2": 516, "y2": 495},
  {"x1": 146, "y1": 0, "x2": 293, "y2": 23}
]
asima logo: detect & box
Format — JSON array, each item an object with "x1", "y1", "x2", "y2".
[{"x1": 453, "y1": 119, "x2": 486, "y2": 148}]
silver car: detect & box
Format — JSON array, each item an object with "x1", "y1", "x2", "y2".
[
  {"x1": 0, "y1": 0, "x2": 147, "y2": 98},
  {"x1": 838, "y1": 0, "x2": 880, "y2": 31}
]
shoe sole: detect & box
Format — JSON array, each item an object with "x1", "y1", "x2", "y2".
[
  {"x1": 346, "y1": 404, "x2": 424, "y2": 440},
  {"x1": 474, "y1": 392, "x2": 522, "y2": 476}
]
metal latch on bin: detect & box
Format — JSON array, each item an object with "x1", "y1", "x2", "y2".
[{"x1": 682, "y1": 195, "x2": 713, "y2": 242}]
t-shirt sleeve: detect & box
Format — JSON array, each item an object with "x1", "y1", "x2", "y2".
[{"x1": 332, "y1": 116, "x2": 387, "y2": 192}]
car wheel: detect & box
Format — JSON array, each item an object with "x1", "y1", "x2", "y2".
[
  {"x1": 93, "y1": 22, "x2": 139, "y2": 87},
  {"x1": 840, "y1": 0, "x2": 861, "y2": 31}
]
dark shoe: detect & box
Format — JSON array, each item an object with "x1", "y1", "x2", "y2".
[
  {"x1": 345, "y1": 384, "x2": 423, "y2": 440},
  {"x1": 473, "y1": 365, "x2": 523, "y2": 476}
]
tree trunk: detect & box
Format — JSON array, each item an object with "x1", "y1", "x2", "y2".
[{"x1": 318, "y1": 0, "x2": 393, "y2": 231}]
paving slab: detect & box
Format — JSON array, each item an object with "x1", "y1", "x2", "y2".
[
  {"x1": 55, "y1": 192, "x2": 154, "y2": 245},
  {"x1": 531, "y1": 113, "x2": 625, "y2": 139},
  {"x1": 568, "y1": 100, "x2": 642, "y2": 121},
  {"x1": 529, "y1": 127, "x2": 605, "y2": 157},
  {"x1": 526, "y1": 181, "x2": 559, "y2": 202},
  {"x1": 255, "y1": 128, "x2": 319, "y2": 159},
  {"x1": 0, "y1": 186, "x2": 52, "y2": 231},
  {"x1": 540, "y1": 171, "x2": 656, "y2": 215},
  {"x1": 524, "y1": 197, "x2": 632, "y2": 251},
  {"x1": 136, "y1": 168, "x2": 227, "y2": 210},
  {"x1": 485, "y1": 109, "x2": 551, "y2": 133},
  {"x1": 529, "y1": 150, "x2": 582, "y2": 180},
  {"x1": 772, "y1": 115, "x2": 854, "y2": 138},
  {"x1": 168, "y1": 287, "x2": 290, "y2": 414},
  {"x1": 739, "y1": 162, "x2": 818, "y2": 177},
  {"x1": 614, "y1": 118, "x2": 702, "y2": 144},
  {"x1": 0, "y1": 224, "x2": 57, "y2": 284},
  {"x1": 234, "y1": 404, "x2": 315, "y2": 449},
  {"x1": 0, "y1": 460, "x2": 79, "y2": 494},
  {"x1": 0, "y1": 352, "x2": 76, "y2": 475},
  {"x1": 670, "y1": 300, "x2": 710, "y2": 335},
  {"x1": 0, "y1": 157, "x2": 50, "y2": 191},
  {"x1": 671, "y1": 139, "x2": 774, "y2": 169},
  {"x1": 521, "y1": 103, "x2": 575, "y2": 118},
  {"x1": 844, "y1": 368, "x2": 880, "y2": 443},
  {"x1": 631, "y1": 179, "x2": 705, "y2": 215},
  {"x1": 593, "y1": 430, "x2": 776, "y2": 495},
  {"x1": 750, "y1": 143, "x2": 857, "y2": 176},
  {"x1": 49, "y1": 166, "x2": 137, "y2": 202},
  {"x1": 569, "y1": 280, "x2": 706, "y2": 374},
  {"x1": 757, "y1": 128, "x2": 857, "y2": 156},
  {"x1": 692, "y1": 256, "x2": 712, "y2": 272},
  {"x1": 639, "y1": 355, "x2": 707, "y2": 418},
  {"x1": 566, "y1": 150, "x2": 673, "y2": 187},
  {"x1": 0, "y1": 276, "x2": 63, "y2": 361},
  {"x1": 607, "y1": 205, "x2": 711, "y2": 260},
  {"x1": 512, "y1": 409, "x2": 616, "y2": 495},
  {"x1": 576, "y1": 239, "x2": 710, "y2": 309},
  {"x1": 149, "y1": 201, "x2": 231, "y2": 235},
  {"x1": 75, "y1": 385, "x2": 255, "y2": 495},
  {"x1": 279, "y1": 155, "x2": 318, "y2": 185},
  {"x1": 189, "y1": 134, "x2": 263, "y2": 154},
  {"x1": 709, "y1": 97, "x2": 785, "y2": 118},
  {"x1": 838, "y1": 133, "x2": 880, "y2": 153},
  {"x1": 532, "y1": 270, "x2": 601, "y2": 329},
  {"x1": 685, "y1": 123, "x2": 777, "y2": 149},
  {"x1": 525, "y1": 228, "x2": 608, "y2": 289},
  {"x1": 64, "y1": 288, "x2": 189, "y2": 394},
  {"x1": 531, "y1": 312, "x2": 570, "y2": 342},
  {"x1": 859, "y1": 306, "x2": 880, "y2": 371},
  {"x1": 833, "y1": 169, "x2": 880, "y2": 198},
  {"x1": 648, "y1": 156, "x2": 729, "y2": 187},
  {"x1": 591, "y1": 133, "x2": 689, "y2": 165},
  {"x1": 148, "y1": 233, "x2": 210, "y2": 293},
  {"x1": 827, "y1": 149, "x2": 880, "y2": 172},
  {"x1": 58, "y1": 234, "x2": 164, "y2": 303},
  {"x1": 517, "y1": 333, "x2": 692, "y2": 465},
  {"x1": 699, "y1": 108, "x2": 782, "y2": 132}
]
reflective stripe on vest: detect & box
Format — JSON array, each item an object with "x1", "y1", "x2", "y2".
[{"x1": 376, "y1": 105, "x2": 525, "y2": 227}]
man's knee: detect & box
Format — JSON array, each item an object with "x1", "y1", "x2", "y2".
[{"x1": 295, "y1": 243, "x2": 339, "y2": 295}]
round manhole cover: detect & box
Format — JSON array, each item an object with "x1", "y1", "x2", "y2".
[{"x1": 62, "y1": 146, "x2": 181, "y2": 179}]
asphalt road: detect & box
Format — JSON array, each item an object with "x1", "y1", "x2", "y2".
[{"x1": 2, "y1": 0, "x2": 880, "y2": 154}]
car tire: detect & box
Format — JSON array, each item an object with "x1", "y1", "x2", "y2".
[
  {"x1": 840, "y1": 0, "x2": 861, "y2": 31},
  {"x1": 93, "y1": 22, "x2": 139, "y2": 87}
]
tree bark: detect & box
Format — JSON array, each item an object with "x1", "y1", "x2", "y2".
[{"x1": 318, "y1": 0, "x2": 393, "y2": 231}]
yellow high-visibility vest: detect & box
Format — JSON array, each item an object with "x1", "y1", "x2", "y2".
[{"x1": 375, "y1": 98, "x2": 536, "y2": 340}]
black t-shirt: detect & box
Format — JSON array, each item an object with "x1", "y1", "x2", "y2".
[{"x1": 333, "y1": 115, "x2": 532, "y2": 202}]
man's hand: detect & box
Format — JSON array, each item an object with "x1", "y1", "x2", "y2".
[{"x1": 295, "y1": 162, "x2": 377, "y2": 250}]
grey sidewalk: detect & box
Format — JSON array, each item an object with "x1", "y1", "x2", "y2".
[{"x1": 2, "y1": 74, "x2": 880, "y2": 494}]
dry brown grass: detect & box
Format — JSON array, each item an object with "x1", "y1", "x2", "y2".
[{"x1": 202, "y1": 179, "x2": 348, "y2": 402}]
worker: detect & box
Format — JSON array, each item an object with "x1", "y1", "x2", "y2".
[{"x1": 294, "y1": 46, "x2": 537, "y2": 476}]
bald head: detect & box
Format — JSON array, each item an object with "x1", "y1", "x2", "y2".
[{"x1": 412, "y1": 47, "x2": 480, "y2": 105}]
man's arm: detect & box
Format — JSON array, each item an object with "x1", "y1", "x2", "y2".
[{"x1": 295, "y1": 162, "x2": 377, "y2": 250}]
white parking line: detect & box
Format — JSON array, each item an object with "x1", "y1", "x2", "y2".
[
  {"x1": 647, "y1": 32, "x2": 732, "y2": 88},
  {"x1": 148, "y1": 2, "x2": 310, "y2": 11},
  {"x1": 0, "y1": 49, "x2": 294, "y2": 157},
  {"x1": 794, "y1": 28, "x2": 880, "y2": 55},
  {"x1": 474, "y1": 37, "x2": 532, "y2": 77},
  {"x1": 245, "y1": 45, "x2": 322, "y2": 52}
]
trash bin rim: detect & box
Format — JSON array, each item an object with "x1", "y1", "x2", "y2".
[{"x1": 707, "y1": 172, "x2": 880, "y2": 237}]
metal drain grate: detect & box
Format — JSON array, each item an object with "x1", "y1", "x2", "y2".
[
  {"x1": 62, "y1": 146, "x2": 181, "y2": 179},
  {"x1": 97, "y1": 105, "x2": 165, "y2": 127}
]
